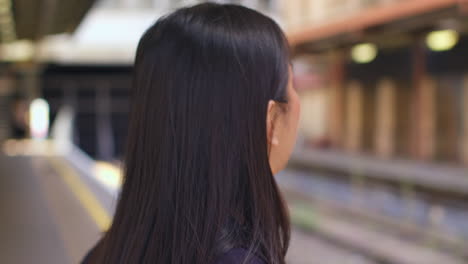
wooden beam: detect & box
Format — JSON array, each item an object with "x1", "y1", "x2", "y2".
[
  {"x1": 13, "y1": 0, "x2": 96, "y2": 40},
  {"x1": 462, "y1": 75, "x2": 468, "y2": 166},
  {"x1": 375, "y1": 78, "x2": 396, "y2": 159},
  {"x1": 327, "y1": 51, "x2": 346, "y2": 148},
  {"x1": 344, "y1": 81, "x2": 364, "y2": 153},
  {"x1": 288, "y1": 0, "x2": 459, "y2": 46}
]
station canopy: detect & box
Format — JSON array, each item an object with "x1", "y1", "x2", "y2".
[{"x1": 10, "y1": 0, "x2": 96, "y2": 41}]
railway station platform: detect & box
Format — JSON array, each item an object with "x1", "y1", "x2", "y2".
[
  {"x1": 0, "y1": 153, "x2": 102, "y2": 263},
  {"x1": 1, "y1": 140, "x2": 467, "y2": 264},
  {"x1": 0, "y1": 140, "x2": 377, "y2": 264},
  {"x1": 290, "y1": 148, "x2": 468, "y2": 197}
]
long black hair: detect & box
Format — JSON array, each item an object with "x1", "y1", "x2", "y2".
[{"x1": 90, "y1": 3, "x2": 291, "y2": 264}]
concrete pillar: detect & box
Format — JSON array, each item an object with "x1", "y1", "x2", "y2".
[
  {"x1": 0, "y1": 76, "x2": 14, "y2": 141},
  {"x1": 20, "y1": 65, "x2": 41, "y2": 102},
  {"x1": 96, "y1": 82, "x2": 114, "y2": 161},
  {"x1": 462, "y1": 75, "x2": 468, "y2": 166},
  {"x1": 300, "y1": 88, "x2": 328, "y2": 145},
  {"x1": 308, "y1": 0, "x2": 327, "y2": 24},
  {"x1": 410, "y1": 40, "x2": 436, "y2": 161},
  {"x1": 328, "y1": 83, "x2": 344, "y2": 148},
  {"x1": 282, "y1": 0, "x2": 305, "y2": 31},
  {"x1": 63, "y1": 82, "x2": 77, "y2": 109},
  {"x1": 327, "y1": 51, "x2": 346, "y2": 148},
  {"x1": 375, "y1": 78, "x2": 396, "y2": 159},
  {"x1": 345, "y1": 81, "x2": 363, "y2": 153},
  {"x1": 417, "y1": 77, "x2": 437, "y2": 160}
]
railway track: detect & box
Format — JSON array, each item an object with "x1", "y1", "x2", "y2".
[{"x1": 279, "y1": 169, "x2": 468, "y2": 264}]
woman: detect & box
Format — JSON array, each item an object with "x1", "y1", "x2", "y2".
[{"x1": 83, "y1": 2, "x2": 300, "y2": 264}]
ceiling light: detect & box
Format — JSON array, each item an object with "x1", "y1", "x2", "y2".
[
  {"x1": 351, "y1": 43, "x2": 378, "y2": 64},
  {"x1": 426, "y1": 29, "x2": 459, "y2": 52}
]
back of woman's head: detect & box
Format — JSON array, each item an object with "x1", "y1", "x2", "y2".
[{"x1": 96, "y1": 3, "x2": 291, "y2": 264}]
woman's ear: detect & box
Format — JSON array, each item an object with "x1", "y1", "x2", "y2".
[{"x1": 267, "y1": 100, "x2": 280, "y2": 147}]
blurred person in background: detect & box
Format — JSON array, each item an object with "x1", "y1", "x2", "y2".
[
  {"x1": 83, "y1": 2, "x2": 300, "y2": 264},
  {"x1": 10, "y1": 95, "x2": 28, "y2": 139}
]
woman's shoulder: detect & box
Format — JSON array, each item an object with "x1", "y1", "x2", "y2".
[{"x1": 215, "y1": 248, "x2": 266, "y2": 264}]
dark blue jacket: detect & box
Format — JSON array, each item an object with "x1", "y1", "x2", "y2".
[
  {"x1": 82, "y1": 247, "x2": 265, "y2": 264},
  {"x1": 215, "y1": 248, "x2": 265, "y2": 264}
]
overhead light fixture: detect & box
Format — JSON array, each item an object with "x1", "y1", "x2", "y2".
[
  {"x1": 351, "y1": 43, "x2": 378, "y2": 64},
  {"x1": 30, "y1": 98, "x2": 50, "y2": 140},
  {"x1": 0, "y1": 0, "x2": 16, "y2": 42},
  {"x1": 94, "y1": 161, "x2": 123, "y2": 190},
  {"x1": 0, "y1": 40, "x2": 35, "y2": 61},
  {"x1": 426, "y1": 29, "x2": 459, "y2": 52}
]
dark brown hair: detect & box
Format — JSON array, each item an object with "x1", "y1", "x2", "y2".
[{"x1": 89, "y1": 3, "x2": 291, "y2": 264}]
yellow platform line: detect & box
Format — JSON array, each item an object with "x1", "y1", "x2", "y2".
[{"x1": 47, "y1": 156, "x2": 112, "y2": 231}]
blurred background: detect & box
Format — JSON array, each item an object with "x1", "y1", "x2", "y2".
[{"x1": 0, "y1": 0, "x2": 467, "y2": 263}]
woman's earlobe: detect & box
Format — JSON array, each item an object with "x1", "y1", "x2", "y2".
[{"x1": 271, "y1": 137, "x2": 279, "y2": 146}]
